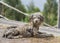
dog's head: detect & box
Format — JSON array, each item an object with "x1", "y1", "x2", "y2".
[{"x1": 29, "y1": 13, "x2": 44, "y2": 26}]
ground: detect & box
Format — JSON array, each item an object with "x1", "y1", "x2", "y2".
[
  {"x1": 0, "y1": 24, "x2": 60, "y2": 43},
  {"x1": 0, "y1": 36, "x2": 60, "y2": 43}
]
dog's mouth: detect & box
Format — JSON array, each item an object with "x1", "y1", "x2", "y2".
[
  {"x1": 33, "y1": 21, "x2": 41, "y2": 25},
  {"x1": 33, "y1": 19, "x2": 40, "y2": 24}
]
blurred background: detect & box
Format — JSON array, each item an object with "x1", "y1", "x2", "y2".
[{"x1": 0, "y1": 0, "x2": 58, "y2": 26}]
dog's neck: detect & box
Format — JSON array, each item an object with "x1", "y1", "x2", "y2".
[
  {"x1": 29, "y1": 22, "x2": 39, "y2": 30},
  {"x1": 32, "y1": 23, "x2": 39, "y2": 30},
  {"x1": 33, "y1": 25, "x2": 39, "y2": 30}
]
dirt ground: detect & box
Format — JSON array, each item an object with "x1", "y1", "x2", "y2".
[
  {"x1": 0, "y1": 25, "x2": 60, "y2": 43},
  {"x1": 0, "y1": 37, "x2": 60, "y2": 43}
]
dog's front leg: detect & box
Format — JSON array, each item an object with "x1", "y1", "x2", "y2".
[{"x1": 33, "y1": 28, "x2": 39, "y2": 36}]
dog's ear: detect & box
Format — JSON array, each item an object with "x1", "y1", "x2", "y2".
[
  {"x1": 40, "y1": 15, "x2": 44, "y2": 22},
  {"x1": 29, "y1": 15, "x2": 33, "y2": 22}
]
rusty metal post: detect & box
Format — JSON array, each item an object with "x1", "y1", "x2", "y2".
[
  {"x1": 58, "y1": 0, "x2": 60, "y2": 28},
  {"x1": 0, "y1": 3, "x2": 2, "y2": 14}
]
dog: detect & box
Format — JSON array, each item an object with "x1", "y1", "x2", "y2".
[
  {"x1": 3, "y1": 24, "x2": 33, "y2": 39},
  {"x1": 29, "y1": 13, "x2": 44, "y2": 35},
  {"x1": 3, "y1": 12, "x2": 44, "y2": 39}
]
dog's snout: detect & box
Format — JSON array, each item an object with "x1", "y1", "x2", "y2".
[
  {"x1": 34, "y1": 18, "x2": 39, "y2": 23},
  {"x1": 35, "y1": 20, "x2": 38, "y2": 23}
]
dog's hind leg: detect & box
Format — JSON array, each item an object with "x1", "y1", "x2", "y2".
[{"x1": 7, "y1": 35, "x2": 23, "y2": 39}]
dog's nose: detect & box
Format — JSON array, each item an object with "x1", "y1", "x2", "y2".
[
  {"x1": 36, "y1": 20, "x2": 38, "y2": 23},
  {"x1": 34, "y1": 19, "x2": 39, "y2": 23}
]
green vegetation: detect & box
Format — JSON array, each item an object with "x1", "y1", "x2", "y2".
[
  {"x1": 24, "y1": 1, "x2": 40, "y2": 22},
  {"x1": 2, "y1": 0, "x2": 26, "y2": 21},
  {"x1": 27, "y1": 1, "x2": 40, "y2": 13},
  {"x1": 0, "y1": 0, "x2": 58, "y2": 26},
  {"x1": 43, "y1": 0, "x2": 58, "y2": 26}
]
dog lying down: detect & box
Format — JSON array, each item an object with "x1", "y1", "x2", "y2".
[
  {"x1": 3, "y1": 25, "x2": 34, "y2": 39},
  {"x1": 3, "y1": 26, "x2": 54, "y2": 39},
  {"x1": 2, "y1": 13, "x2": 54, "y2": 39}
]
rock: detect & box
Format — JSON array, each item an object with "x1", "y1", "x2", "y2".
[{"x1": 7, "y1": 26, "x2": 17, "y2": 29}]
